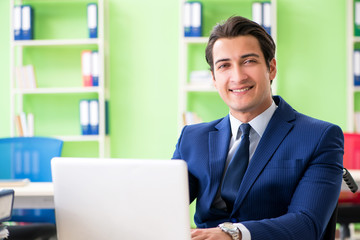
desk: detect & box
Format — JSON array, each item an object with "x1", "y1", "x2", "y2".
[{"x1": 2, "y1": 182, "x2": 54, "y2": 209}]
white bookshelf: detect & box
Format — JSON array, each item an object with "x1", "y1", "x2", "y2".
[
  {"x1": 9, "y1": 0, "x2": 109, "y2": 157},
  {"x1": 178, "y1": 0, "x2": 277, "y2": 128}
]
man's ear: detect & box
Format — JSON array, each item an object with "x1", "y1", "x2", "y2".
[
  {"x1": 211, "y1": 71, "x2": 217, "y2": 89},
  {"x1": 269, "y1": 58, "x2": 277, "y2": 81}
]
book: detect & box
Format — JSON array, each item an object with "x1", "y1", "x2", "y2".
[
  {"x1": 87, "y1": 3, "x2": 98, "y2": 38},
  {"x1": 15, "y1": 65, "x2": 37, "y2": 89},
  {"x1": 15, "y1": 112, "x2": 34, "y2": 137}
]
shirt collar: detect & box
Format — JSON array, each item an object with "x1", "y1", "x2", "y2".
[{"x1": 229, "y1": 100, "x2": 278, "y2": 138}]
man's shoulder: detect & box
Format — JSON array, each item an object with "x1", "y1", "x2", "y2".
[{"x1": 183, "y1": 116, "x2": 228, "y2": 133}]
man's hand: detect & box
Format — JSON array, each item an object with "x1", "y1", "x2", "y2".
[{"x1": 191, "y1": 227, "x2": 241, "y2": 240}]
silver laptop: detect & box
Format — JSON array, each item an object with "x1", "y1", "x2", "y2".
[{"x1": 51, "y1": 157, "x2": 191, "y2": 240}]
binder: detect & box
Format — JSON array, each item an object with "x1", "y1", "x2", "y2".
[
  {"x1": 252, "y1": 2, "x2": 262, "y2": 26},
  {"x1": 262, "y1": 2, "x2": 271, "y2": 35},
  {"x1": 79, "y1": 100, "x2": 90, "y2": 135},
  {"x1": 87, "y1": 3, "x2": 98, "y2": 38},
  {"x1": 21, "y1": 5, "x2": 33, "y2": 40},
  {"x1": 91, "y1": 51, "x2": 99, "y2": 86},
  {"x1": 27, "y1": 113, "x2": 34, "y2": 137},
  {"x1": 355, "y1": 1, "x2": 360, "y2": 36},
  {"x1": 13, "y1": 5, "x2": 22, "y2": 40},
  {"x1": 354, "y1": 50, "x2": 360, "y2": 86},
  {"x1": 81, "y1": 50, "x2": 93, "y2": 87},
  {"x1": 0, "y1": 189, "x2": 14, "y2": 222},
  {"x1": 183, "y1": 2, "x2": 192, "y2": 37},
  {"x1": 20, "y1": 112, "x2": 28, "y2": 137},
  {"x1": 190, "y1": 2, "x2": 202, "y2": 37},
  {"x1": 89, "y1": 99, "x2": 99, "y2": 135}
]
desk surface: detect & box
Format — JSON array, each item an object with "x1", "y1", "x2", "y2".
[
  {"x1": 1, "y1": 182, "x2": 54, "y2": 209},
  {"x1": 1, "y1": 170, "x2": 359, "y2": 209}
]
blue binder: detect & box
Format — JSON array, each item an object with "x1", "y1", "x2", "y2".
[
  {"x1": 87, "y1": 3, "x2": 98, "y2": 38},
  {"x1": 89, "y1": 99, "x2": 99, "y2": 135},
  {"x1": 190, "y1": 2, "x2": 202, "y2": 37},
  {"x1": 354, "y1": 50, "x2": 360, "y2": 86},
  {"x1": 13, "y1": 6, "x2": 22, "y2": 40},
  {"x1": 262, "y1": 2, "x2": 271, "y2": 35},
  {"x1": 21, "y1": 5, "x2": 33, "y2": 40},
  {"x1": 91, "y1": 51, "x2": 99, "y2": 86},
  {"x1": 79, "y1": 100, "x2": 90, "y2": 135},
  {"x1": 184, "y1": 2, "x2": 192, "y2": 37}
]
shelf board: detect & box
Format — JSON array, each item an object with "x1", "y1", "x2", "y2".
[
  {"x1": 54, "y1": 135, "x2": 101, "y2": 142},
  {"x1": 184, "y1": 83, "x2": 217, "y2": 92},
  {"x1": 184, "y1": 37, "x2": 209, "y2": 44},
  {"x1": 12, "y1": 38, "x2": 100, "y2": 47},
  {"x1": 354, "y1": 86, "x2": 360, "y2": 92},
  {"x1": 13, "y1": 87, "x2": 101, "y2": 94}
]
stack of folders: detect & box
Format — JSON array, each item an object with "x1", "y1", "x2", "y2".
[
  {"x1": 354, "y1": 50, "x2": 360, "y2": 86},
  {"x1": 15, "y1": 112, "x2": 34, "y2": 137},
  {"x1": 13, "y1": 5, "x2": 34, "y2": 40},
  {"x1": 81, "y1": 50, "x2": 99, "y2": 87},
  {"x1": 87, "y1": 3, "x2": 98, "y2": 38},
  {"x1": 80, "y1": 99, "x2": 99, "y2": 135},
  {"x1": 183, "y1": 1, "x2": 202, "y2": 37},
  {"x1": 15, "y1": 65, "x2": 37, "y2": 89},
  {"x1": 0, "y1": 189, "x2": 15, "y2": 240},
  {"x1": 252, "y1": 2, "x2": 271, "y2": 35}
]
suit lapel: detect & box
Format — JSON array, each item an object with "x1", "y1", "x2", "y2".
[
  {"x1": 231, "y1": 96, "x2": 296, "y2": 215},
  {"x1": 208, "y1": 116, "x2": 231, "y2": 200}
]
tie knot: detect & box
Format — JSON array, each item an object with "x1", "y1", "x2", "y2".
[{"x1": 240, "y1": 123, "x2": 251, "y2": 136}]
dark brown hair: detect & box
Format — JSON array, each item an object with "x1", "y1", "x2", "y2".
[{"x1": 205, "y1": 16, "x2": 276, "y2": 72}]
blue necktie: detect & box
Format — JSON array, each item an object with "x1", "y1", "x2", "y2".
[{"x1": 221, "y1": 123, "x2": 251, "y2": 211}]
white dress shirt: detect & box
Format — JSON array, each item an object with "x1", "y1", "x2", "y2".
[{"x1": 214, "y1": 101, "x2": 277, "y2": 240}]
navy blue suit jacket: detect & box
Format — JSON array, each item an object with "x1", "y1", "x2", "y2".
[{"x1": 172, "y1": 96, "x2": 343, "y2": 240}]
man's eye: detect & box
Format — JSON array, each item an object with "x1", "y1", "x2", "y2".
[
  {"x1": 244, "y1": 59, "x2": 256, "y2": 64},
  {"x1": 218, "y1": 63, "x2": 229, "y2": 69}
]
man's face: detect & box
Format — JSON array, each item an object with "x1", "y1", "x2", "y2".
[{"x1": 212, "y1": 35, "x2": 276, "y2": 122}]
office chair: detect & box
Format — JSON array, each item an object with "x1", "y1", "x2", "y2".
[
  {"x1": 0, "y1": 137, "x2": 63, "y2": 240},
  {"x1": 337, "y1": 133, "x2": 360, "y2": 240}
]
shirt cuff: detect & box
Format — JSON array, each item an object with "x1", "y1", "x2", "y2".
[{"x1": 234, "y1": 223, "x2": 251, "y2": 240}]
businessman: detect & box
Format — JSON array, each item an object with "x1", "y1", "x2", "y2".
[{"x1": 172, "y1": 16, "x2": 344, "y2": 240}]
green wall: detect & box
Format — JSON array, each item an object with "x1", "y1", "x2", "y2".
[{"x1": 0, "y1": 0, "x2": 347, "y2": 159}]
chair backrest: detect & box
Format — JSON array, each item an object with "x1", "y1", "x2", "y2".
[
  {"x1": 0, "y1": 137, "x2": 63, "y2": 181},
  {"x1": 0, "y1": 137, "x2": 63, "y2": 223}
]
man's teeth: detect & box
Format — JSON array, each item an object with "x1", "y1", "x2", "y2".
[{"x1": 232, "y1": 87, "x2": 251, "y2": 92}]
